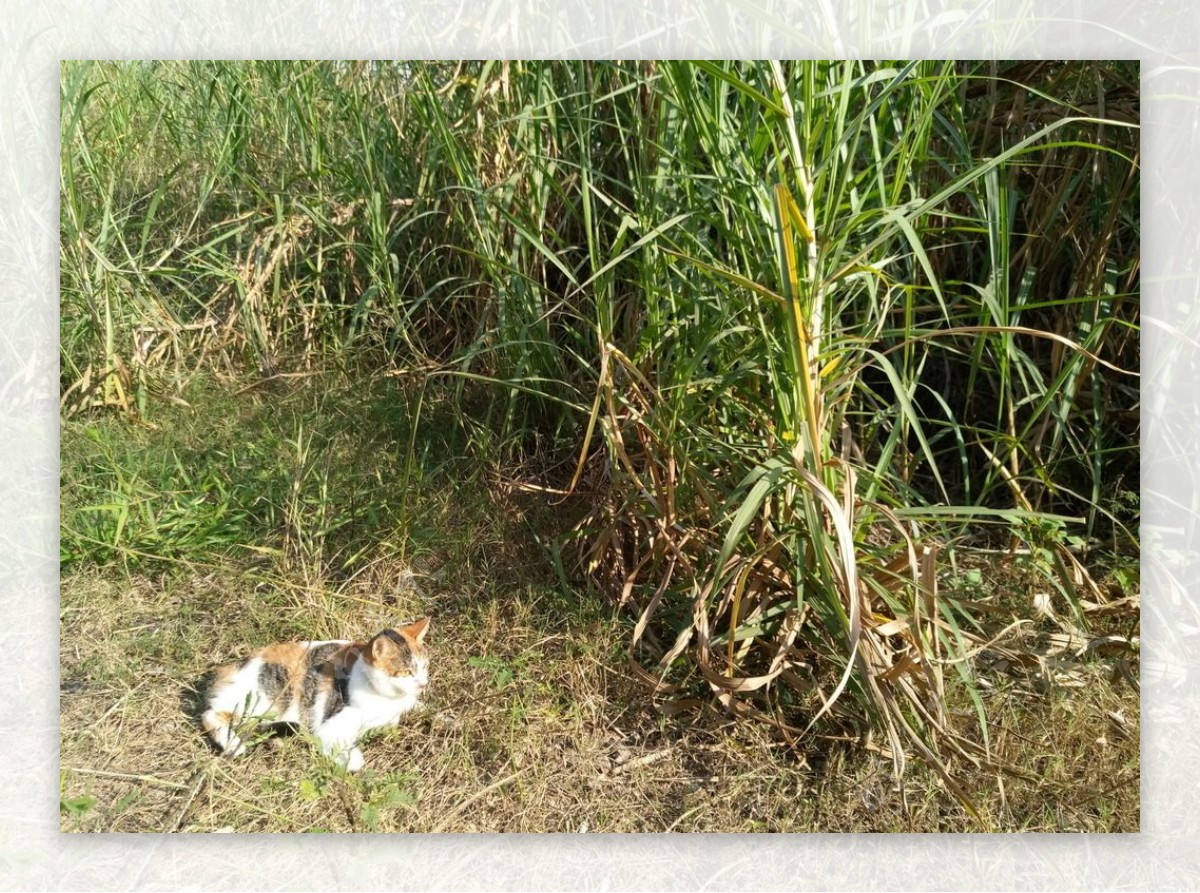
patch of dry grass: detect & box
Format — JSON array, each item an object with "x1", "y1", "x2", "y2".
[{"x1": 60, "y1": 552, "x2": 1139, "y2": 833}]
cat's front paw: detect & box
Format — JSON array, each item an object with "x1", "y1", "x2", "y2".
[
  {"x1": 340, "y1": 747, "x2": 365, "y2": 773},
  {"x1": 222, "y1": 737, "x2": 247, "y2": 758}
]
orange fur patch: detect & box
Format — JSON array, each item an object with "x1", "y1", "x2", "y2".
[
  {"x1": 208, "y1": 662, "x2": 241, "y2": 695},
  {"x1": 202, "y1": 709, "x2": 234, "y2": 734},
  {"x1": 403, "y1": 617, "x2": 431, "y2": 642}
]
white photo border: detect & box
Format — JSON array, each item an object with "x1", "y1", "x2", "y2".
[{"x1": 8, "y1": 1, "x2": 1188, "y2": 889}]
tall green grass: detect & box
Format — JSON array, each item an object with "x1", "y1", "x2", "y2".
[{"x1": 60, "y1": 59, "x2": 1139, "y2": 802}]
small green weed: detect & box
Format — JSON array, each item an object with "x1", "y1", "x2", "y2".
[
  {"x1": 60, "y1": 795, "x2": 96, "y2": 821},
  {"x1": 469, "y1": 655, "x2": 516, "y2": 690},
  {"x1": 359, "y1": 773, "x2": 419, "y2": 831}
]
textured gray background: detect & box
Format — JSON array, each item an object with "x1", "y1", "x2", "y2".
[{"x1": 5, "y1": 0, "x2": 1190, "y2": 889}]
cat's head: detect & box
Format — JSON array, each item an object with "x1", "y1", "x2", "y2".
[{"x1": 362, "y1": 617, "x2": 430, "y2": 698}]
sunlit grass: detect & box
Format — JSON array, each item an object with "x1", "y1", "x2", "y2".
[{"x1": 59, "y1": 59, "x2": 1139, "y2": 811}]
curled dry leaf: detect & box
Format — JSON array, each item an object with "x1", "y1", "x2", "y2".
[
  {"x1": 1033, "y1": 591, "x2": 1056, "y2": 619},
  {"x1": 1086, "y1": 635, "x2": 1135, "y2": 658}
]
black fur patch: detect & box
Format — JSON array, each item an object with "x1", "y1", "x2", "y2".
[
  {"x1": 379, "y1": 629, "x2": 408, "y2": 649},
  {"x1": 323, "y1": 671, "x2": 350, "y2": 720},
  {"x1": 304, "y1": 643, "x2": 341, "y2": 671},
  {"x1": 300, "y1": 645, "x2": 338, "y2": 710},
  {"x1": 300, "y1": 665, "x2": 323, "y2": 715},
  {"x1": 298, "y1": 643, "x2": 351, "y2": 720},
  {"x1": 258, "y1": 662, "x2": 291, "y2": 710}
]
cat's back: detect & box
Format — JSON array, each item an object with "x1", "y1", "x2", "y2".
[
  {"x1": 207, "y1": 638, "x2": 357, "y2": 725},
  {"x1": 218, "y1": 638, "x2": 351, "y2": 680}
]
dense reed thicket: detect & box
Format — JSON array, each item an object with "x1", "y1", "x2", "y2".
[{"x1": 60, "y1": 60, "x2": 1139, "y2": 796}]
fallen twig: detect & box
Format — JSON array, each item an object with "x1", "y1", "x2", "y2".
[
  {"x1": 597, "y1": 745, "x2": 675, "y2": 781},
  {"x1": 63, "y1": 767, "x2": 191, "y2": 790},
  {"x1": 167, "y1": 767, "x2": 209, "y2": 832}
]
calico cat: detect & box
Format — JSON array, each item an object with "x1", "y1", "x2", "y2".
[{"x1": 202, "y1": 618, "x2": 430, "y2": 772}]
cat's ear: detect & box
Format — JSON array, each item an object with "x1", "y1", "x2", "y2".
[
  {"x1": 404, "y1": 617, "x2": 430, "y2": 643},
  {"x1": 370, "y1": 635, "x2": 391, "y2": 661}
]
